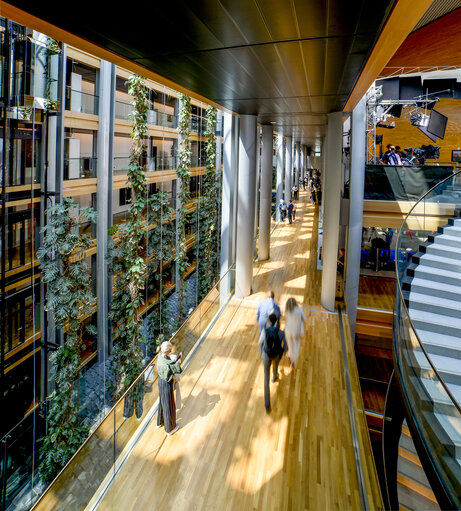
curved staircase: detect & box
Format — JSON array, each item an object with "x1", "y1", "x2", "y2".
[{"x1": 400, "y1": 216, "x2": 461, "y2": 501}]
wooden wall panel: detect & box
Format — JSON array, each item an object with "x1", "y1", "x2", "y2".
[{"x1": 377, "y1": 98, "x2": 461, "y2": 164}]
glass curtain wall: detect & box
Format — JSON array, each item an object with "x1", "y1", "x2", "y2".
[
  {"x1": 0, "y1": 20, "x2": 61, "y2": 510},
  {"x1": 0, "y1": 19, "x2": 223, "y2": 511}
]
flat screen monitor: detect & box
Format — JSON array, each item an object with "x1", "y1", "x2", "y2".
[
  {"x1": 452, "y1": 150, "x2": 461, "y2": 162},
  {"x1": 427, "y1": 109, "x2": 448, "y2": 139},
  {"x1": 417, "y1": 125, "x2": 438, "y2": 143}
]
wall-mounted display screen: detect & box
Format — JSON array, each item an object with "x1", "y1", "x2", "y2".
[
  {"x1": 427, "y1": 109, "x2": 448, "y2": 139},
  {"x1": 452, "y1": 150, "x2": 461, "y2": 162}
]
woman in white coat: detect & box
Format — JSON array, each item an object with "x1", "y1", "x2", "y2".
[{"x1": 284, "y1": 297, "x2": 305, "y2": 367}]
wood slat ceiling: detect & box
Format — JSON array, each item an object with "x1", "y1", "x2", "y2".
[{"x1": 3, "y1": 0, "x2": 398, "y2": 146}]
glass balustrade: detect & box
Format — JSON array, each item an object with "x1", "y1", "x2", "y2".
[
  {"x1": 65, "y1": 87, "x2": 98, "y2": 115},
  {"x1": 63, "y1": 157, "x2": 97, "y2": 179},
  {"x1": 394, "y1": 169, "x2": 461, "y2": 508},
  {"x1": 26, "y1": 266, "x2": 235, "y2": 511}
]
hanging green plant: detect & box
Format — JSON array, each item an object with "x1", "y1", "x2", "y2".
[
  {"x1": 197, "y1": 105, "x2": 220, "y2": 300},
  {"x1": 176, "y1": 93, "x2": 192, "y2": 324},
  {"x1": 146, "y1": 189, "x2": 176, "y2": 354},
  {"x1": 37, "y1": 197, "x2": 97, "y2": 483},
  {"x1": 44, "y1": 37, "x2": 61, "y2": 111},
  {"x1": 108, "y1": 74, "x2": 149, "y2": 397}
]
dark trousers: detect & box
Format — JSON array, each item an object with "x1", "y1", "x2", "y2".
[
  {"x1": 288, "y1": 212, "x2": 292, "y2": 224},
  {"x1": 123, "y1": 381, "x2": 144, "y2": 420},
  {"x1": 262, "y1": 351, "x2": 282, "y2": 409},
  {"x1": 157, "y1": 378, "x2": 176, "y2": 433}
]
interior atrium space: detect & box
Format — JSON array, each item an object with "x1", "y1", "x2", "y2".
[{"x1": 0, "y1": 1, "x2": 460, "y2": 510}]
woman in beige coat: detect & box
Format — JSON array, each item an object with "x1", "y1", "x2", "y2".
[{"x1": 284, "y1": 297, "x2": 305, "y2": 367}]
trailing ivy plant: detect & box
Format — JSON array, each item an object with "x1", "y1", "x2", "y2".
[
  {"x1": 197, "y1": 105, "x2": 220, "y2": 301},
  {"x1": 37, "y1": 197, "x2": 97, "y2": 483},
  {"x1": 44, "y1": 37, "x2": 61, "y2": 111},
  {"x1": 108, "y1": 74, "x2": 149, "y2": 397},
  {"x1": 175, "y1": 93, "x2": 192, "y2": 324},
  {"x1": 146, "y1": 189, "x2": 176, "y2": 355}
]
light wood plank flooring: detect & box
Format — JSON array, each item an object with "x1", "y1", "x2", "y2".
[{"x1": 98, "y1": 192, "x2": 383, "y2": 511}]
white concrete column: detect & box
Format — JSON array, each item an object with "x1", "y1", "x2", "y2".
[
  {"x1": 285, "y1": 136, "x2": 292, "y2": 201},
  {"x1": 345, "y1": 97, "x2": 366, "y2": 337},
  {"x1": 96, "y1": 60, "x2": 115, "y2": 361},
  {"x1": 235, "y1": 115, "x2": 257, "y2": 297},
  {"x1": 220, "y1": 112, "x2": 238, "y2": 277},
  {"x1": 321, "y1": 112, "x2": 343, "y2": 311},
  {"x1": 258, "y1": 125, "x2": 273, "y2": 261},
  {"x1": 276, "y1": 134, "x2": 284, "y2": 221}
]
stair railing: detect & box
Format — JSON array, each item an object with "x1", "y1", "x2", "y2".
[{"x1": 394, "y1": 169, "x2": 461, "y2": 509}]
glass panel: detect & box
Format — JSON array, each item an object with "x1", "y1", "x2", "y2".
[
  {"x1": 65, "y1": 86, "x2": 98, "y2": 115},
  {"x1": 30, "y1": 267, "x2": 236, "y2": 509},
  {"x1": 395, "y1": 170, "x2": 461, "y2": 508},
  {"x1": 364, "y1": 164, "x2": 454, "y2": 201}
]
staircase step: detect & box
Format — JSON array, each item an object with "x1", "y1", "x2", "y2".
[
  {"x1": 410, "y1": 263, "x2": 461, "y2": 286},
  {"x1": 447, "y1": 383, "x2": 461, "y2": 405},
  {"x1": 413, "y1": 350, "x2": 461, "y2": 387},
  {"x1": 448, "y1": 217, "x2": 461, "y2": 227},
  {"x1": 397, "y1": 473, "x2": 440, "y2": 510},
  {"x1": 409, "y1": 308, "x2": 461, "y2": 338},
  {"x1": 406, "y1": 291, "x2": 461, "y2": 320},
  {"x1": 413, "y1": 252, "x2": 461, "y2": 273},
  {"x1": 405, "y1": 277, "x2": 461, "y2": 302},
  {"x1": 434, "y1": 412, "x2": 461, "y2": 458},
  {"x1": 428, "y1": 233, "x2": 461, "y2": 248},
  {"x1": 424, "y1": 243, "x2": 461, "y2": 261},
  {"x1": 417, "y1": 377, "x2": 461, "y2": 416},
  {"x1": 418, "y1": 330, "x2": 461, "y2": 360},
  {"x1": 438, "y1": 225, "x2": 461, "y2": 238}
]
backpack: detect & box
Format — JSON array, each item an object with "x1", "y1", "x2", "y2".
[{"x1": 263, "y1": 325, "x2": 281, "y2": 358}]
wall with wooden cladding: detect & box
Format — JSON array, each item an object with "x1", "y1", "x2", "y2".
[{"x1": 376, "y1": 98, "x2": 461, "y2": 164}]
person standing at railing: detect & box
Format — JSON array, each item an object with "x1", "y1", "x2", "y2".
[{"x1": 156, "y1": 341, "x2": 183, "y2": 436}]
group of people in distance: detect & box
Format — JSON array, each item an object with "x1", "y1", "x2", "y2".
[
  {"x1": 256, "y1": 291, "x2": 305, "y2": 412},
  {"x1": 380, "y1": 144, "x2": 410, "y2": 166},
  {"x1": 278, "y1": 198, "x2": 296, "y2": 224}
]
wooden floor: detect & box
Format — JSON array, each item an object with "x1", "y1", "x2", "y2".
[{"x1": 98, "y1": 191, "x2": 383, "y2": 511}]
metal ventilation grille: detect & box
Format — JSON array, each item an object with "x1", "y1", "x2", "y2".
[{"x1": 412, "y1": 0, "x2": 461, "y2": 31}]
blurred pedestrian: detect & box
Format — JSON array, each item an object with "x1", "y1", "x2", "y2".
[
  {"x1": 284, "y1": 297, "x2": 305, "y2": 367},
  {"x1": 259, "y1": 312, "x2": 287, "y2": 412},
  {"x1": 256, "y1": 290, "x2": 281, "y2": 333}
]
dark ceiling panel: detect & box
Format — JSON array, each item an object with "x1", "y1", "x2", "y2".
[{"x1": 4, "y1": 0, "x2": 397, "y2": 143}]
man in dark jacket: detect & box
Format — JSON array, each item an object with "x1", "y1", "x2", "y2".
[
  {"x1": 287, "y1": 201, "x2": 294, "y2": 224},
  {"x1": 259, "y1": 313, "x2": 286, "y2": 412}
]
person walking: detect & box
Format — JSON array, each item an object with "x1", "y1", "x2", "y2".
[
  {"x1": 292, "y1": 202, "x2": 297, "y2": 221},
  {"x1": 284, "y1": 297, "x2": 305, "y2": 367},
  {"x1": 256, "y1": 290, "x2": 281, "y2": 333},
  {"x1": 259, "y1": 312, "x2": 287, "y2": 412},
  {"x1": 287, "y1": 200, "x2": 294, "y2": 224},
  {"x1": 156, "y1": 341, "x2": 183, "y2": 435}
]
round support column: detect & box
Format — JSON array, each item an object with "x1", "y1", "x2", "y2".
[
  {"x1": 320, "y1": 112, "x2": 343, "y2": 311},
  {"x1": 345, "y1": 96, "x2": 366, "y2": 337},
  {"x1": 276, "y1": 134, "x2": 284, "y2": 221},
  {"x1": 235, "y1": 115, "x2": 257, "y2": 297},
  {"x1": 258, "y1": 125, "x2": 273, "y2": 261},
  {"x1": 285, "y1": 136, "x2": 292, "y2": 201}
]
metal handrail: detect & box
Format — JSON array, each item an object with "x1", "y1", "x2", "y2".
[
  {"x1": 394, "y1": 168, "x2": 461, "y2": 415},
  {"x1": 31, "y1": 264, "x2": 235, "y2": 508}
]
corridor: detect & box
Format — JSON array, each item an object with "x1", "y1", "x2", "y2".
[{"x1": 98, "y1": 191, "x2": 383, "y2": 510}]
